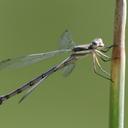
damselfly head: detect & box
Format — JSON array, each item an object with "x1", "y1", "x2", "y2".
[{"x1": 91, "y1": 38, "x2": 104, "y2": 49}]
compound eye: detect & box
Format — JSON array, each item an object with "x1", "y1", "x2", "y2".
[{"x1": 92, "y1": 41, "x2": 97, "y2": 46}]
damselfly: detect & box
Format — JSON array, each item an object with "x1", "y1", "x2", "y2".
[{"x1": 0, "y1": 30, "x2": 113, "y2": 104}]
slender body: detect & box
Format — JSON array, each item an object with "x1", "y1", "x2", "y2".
[
  {"x1": 0, "y1": 31, "x2": 112, "y2": 104},
  {"x1": 0, "y1": 56, "x2": 77, "y2": 104}
]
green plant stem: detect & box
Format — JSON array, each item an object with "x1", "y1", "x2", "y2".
[{"x1": 110, "y1": 0, "x2": 127, "y2": 128}]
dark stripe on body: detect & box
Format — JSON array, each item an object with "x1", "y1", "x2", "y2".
[
  {"x1": 0, "y1": 56, "x2": 76, "y2": 105},
  {"x1": 0, "y1": 66, "x2": 57, "y2": 104},
  {"x1": 72, "y1": 47, "x2": 89, "y2": 52}
]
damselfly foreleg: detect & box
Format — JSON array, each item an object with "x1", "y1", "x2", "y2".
[{"x1": 101, "y1": 44, "x2": 117, "y2": 53}]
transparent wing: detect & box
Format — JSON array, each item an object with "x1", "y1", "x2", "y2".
[
  {"x1": 62, "y1": 63, "x2": 75, "y2": 76},
  {"x1": 0, "y1": 49, "x2": 71, "y2": 70},
  {"x1": 59, "y1": 30, "x2": 76, "y2": 49}
]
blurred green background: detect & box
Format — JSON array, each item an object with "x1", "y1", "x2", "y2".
[{"x1": 0, "y1": 0, "x2": 127, "y2": 128}]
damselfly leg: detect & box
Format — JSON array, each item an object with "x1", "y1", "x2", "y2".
[
  {"x1": 95, "y1": 50, "x2": 111, "y2": 62},
  {"x1": 101, "y1": 44, "x2": 117, "y2": 53},
  {"x1": 92, "y1": 52, "x2": 112, "y2": 81}
]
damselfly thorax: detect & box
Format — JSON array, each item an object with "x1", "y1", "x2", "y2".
[{"x1": 71, "y1": 38, "x2": 104, "y2": 58}]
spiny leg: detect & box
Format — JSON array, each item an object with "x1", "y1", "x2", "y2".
[
  {"x1": 92, "y1": 53, "x2": 112, "y2": 81},
  {"x1": 95, "y1": 55, "x2": 110, "y2": 76},
  {"x1": 96, "y1": 50, "x2": 119, "y2": 62},
  {"x1": 95, "y1": 50, "x2": 111, "y2": 59},
  {"x1": 96, "y1": 51, "x2": 111, "y2": 62},
  {"x1": 92, "y1": 55, "x2": 110, "y2": 80}
]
